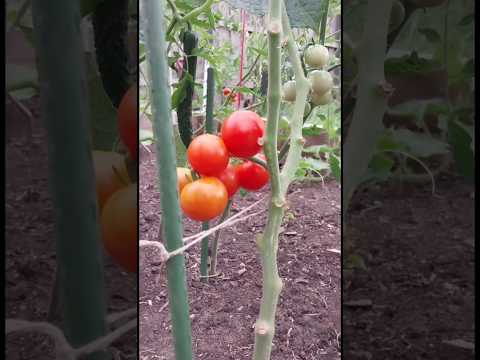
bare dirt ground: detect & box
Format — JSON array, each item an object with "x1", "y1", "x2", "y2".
[
  {"x1": 343, "y1": 176, "x2": 475, "y2": 360},
  {"x1": 139, "y1": 146, "x2": 342, "y2": 360}
]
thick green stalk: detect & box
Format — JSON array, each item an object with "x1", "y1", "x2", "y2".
[
  {"x1": 31, "y1": 1, "x2": 109, "y2": 359},
  {"x1": 142, "y1": 0, "x2": 193, "y2": 359},
  {"x1": 200, "y1": 67, "x2": 216, "y2": 281},
  {"x1": 253, "y1": 2, "x2": 310, "y2": 359},
  {"x1": 343, "y1": 0, "x2": 393, "y2": 221}
]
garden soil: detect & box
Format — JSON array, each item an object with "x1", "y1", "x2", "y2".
[
  {"x1": 139, "y1": 146, "x2": 342, "y2": 360},
  {"x1": 344, "y1": 176, "x2": 475, "y2": 360}
]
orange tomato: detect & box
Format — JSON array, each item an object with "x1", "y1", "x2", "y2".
[
  {"x1": 180, "y1": 177, "x2": 228, "y2": 221},
  {"x1": 177, "y1": 167, "x2": 193, "y2": 192},
  {"x1": 93, "y1": 151, "x2": 129, "y2": 210},
  {"x1": 101, "y1": 183, "x2": 137, "y2": 272}
]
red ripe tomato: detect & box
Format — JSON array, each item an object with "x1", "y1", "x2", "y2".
[
  {"x1": 118, "y1": 86, "x2": 138, "y2": 159},
  {"x1": 220, "y1": 110, "x2": 265, "y2": 158},
  {"x1": 216, "y1": 164, "x2": 240, "y2": 198},
  {"x1": 187, "y1": 134, "x2": 229, "y2": 176},
  {"x1": 223, "y1": 87, "x2": 232, "y2": 97},
  {"x1": 235, "y1": 159, "x2": 269, "y2": 191},
  {"x1": 180, "y1": 177, "x2": 228, "y2": 221}
]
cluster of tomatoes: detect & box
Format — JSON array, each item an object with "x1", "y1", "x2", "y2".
[
  {"x1": 178, "y1": 110, "x2": 269, "y2": 222},
  {"x1": 222, "y1": 87, "x2": 241, "y2": 104},
  {"x1": 94, "y1": 86, "x2": 138, "y2": 273},
  {"x1": 282, "y1": 44, "x2": 335, "y2": 109}
]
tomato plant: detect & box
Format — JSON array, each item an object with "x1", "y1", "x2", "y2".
[
  {"x1": 118, "y1": 86, "x2": 138, "y2": 159},
  {"x1": 93, "y1": 150, "x2": 130, "y2": 210},
  {"x1": 220, "y1": 110, "x2": 265, "y2": 158},
  {"x1": 215, "y1": 164, "x2": 240, "y2": 198},
  {"x1": 180, "y1": 177, "x2": 228, "y2": 221},
  {"x1": 101, "y1": 183, "x2": 137, "y2": 273},
  {"x1": 187, "y1": 134, "x2": 229, "y2": 176},
  {"x1": 235, "y1": 157, "x2": 269, "y2": 191}
]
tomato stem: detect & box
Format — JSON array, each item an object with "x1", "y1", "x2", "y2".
[{"x1": 253, "y1": 2, "x2": 311, "y2": 359}]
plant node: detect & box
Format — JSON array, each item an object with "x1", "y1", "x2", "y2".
[
  {"x1": 273, "y1": 197, "x2": 286, "y2": 208},
  {"x1": 375, "y1": 81, "x2": 395, "y2": 97},
  {"x1": 255, "y1": 321, "x2": 270, "y2": 336},
  {"x1": 268, "y1": 20, "x2": 282, "y2": 35}
]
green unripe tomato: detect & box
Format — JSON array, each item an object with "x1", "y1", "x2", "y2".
[
  {"x1": 304, "y1": 44, "x2": 330, "y2": 69},
  {"x1": 308, "y1": 70, "x2": 333, "y2": 95},
  {"x1": 389, "y1": 1, "x2": 405, "y2": 33},
  {"x1": 408, "y1": 0, "x2": 446, "y2": 7},
  {"x1": 311, "y1": 90, "x2": 333, "y2": 106},
  {"x1": 282, "y1": 80, "x2": 297, "y2": 102}
]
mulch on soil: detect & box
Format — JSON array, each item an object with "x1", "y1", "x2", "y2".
[
  {"x1": 139, "y1": 147, "x2": 341, "y2": 360},
  {"x1": 344, "y1": 176, "x2": 475, "y2": 360}
]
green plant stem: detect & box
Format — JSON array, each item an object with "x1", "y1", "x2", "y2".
[
  {"x1": 209, "y1": 200, "x2": 232, "y2": 276},
  {"x1": 249, "y1": 156, "x2": 268, "y2": 169},
  {"x1": 279, "y1": 5, "x2": 311, "y2": 190},
  {"x1": 199, "y1": 67, "x2": 216, "y2": 281},
  {"x1": 7, "y1": 0, "x2": 31, "y2": 33},
  {"x1": 343, "y1": 0, "x2": 394, "y2": 222},
  {"x1": 319, "y1": 0, "x2": 330, "y2": 44},
  {"x1": 31, "y1": 1, "x2": 109, "y2": 359},
  {"x1": 253, "y1": 1, "x2": 309, "y2": 359},
  {"x1": 142, "y1": 0, "x2": 193, "y2": 359}
]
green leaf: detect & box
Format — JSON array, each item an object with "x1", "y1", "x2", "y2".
[
  {"x1": 329, "y1": 154, "x2": 341, "y2": 182},
  {"x1": 224, "y1": 0, "x2": 324, "y2": 30},
  {"x1": 448, "y1": 120, "x2": 474, "y2": 183},
  {"x1": 364, "y1": 153, "x2": 395, "y2": 183},
  {"x1": 303, "y1": 145, "x2": 334, "y2": 156},
  {"x1": 302, "y1": 125, "x2": 322, "y2": 137},
  {"x1": 81, "y1": 0, "x2": 102, "y2": 17},
  {"x1": 390, "y1": 128, "x2": 450, "y2": 158},
  {"x1": 418, "y1": 28, "x2": 442, "y2": 43},
  {"x1": 346, "y1": 254, "x2": 367, "y2": 271},
  {"x1": 6, "y1": 63, "x2": 38, "y2": 91},
  {"x1": 140, "y1": 128, "x2": 154, "y2": 146},
  {"x1": 457, "y1": 14, "x2": 474, "y2": 27},
  {"x1": 301, "y1": 157, "x2": 330, "y2": 172},
  {"x1": 171, "y1": 73, "x2": 193, "y2": 110}
]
